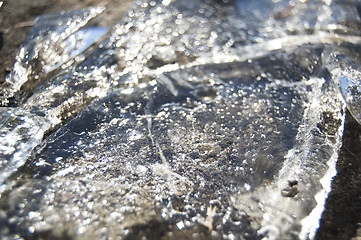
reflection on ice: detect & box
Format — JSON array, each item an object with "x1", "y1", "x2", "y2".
[
  {"x1": 49, "y1": 26, "x2": 108, "y2": 72},
  {"x1": 325, "y1": 44, "x2": 361, "y2": 125},
  {"x1": 0, "y1": 0, "x2": 360, "y2": 239}
]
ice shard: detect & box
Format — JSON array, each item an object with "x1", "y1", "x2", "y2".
[
  {"x1": 0, "y1": 7, "x2": 105, "y2": 106},
  {"x1": 0, "y1": 109, "x2": 50, "y2": 194},
  {"x1": 0, "y1": 8, "x2": 108, "y2": 196},
  {"x1": 1, "y1": 0, "x2": 361, "y2": 239},
  {"x1": 325, "y1": 43, "x2": 361, "y2": 125},
  {"x1": 0, "y1": 45, "x2": 345, "y2": 239}
]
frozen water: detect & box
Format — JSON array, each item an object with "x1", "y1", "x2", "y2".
[
  {"x1": 1, "y1": 0, "x2": 361, "y2": 239},
  {"x1": 0, "y1": 7, "x2": 105, "y2": 106},
  {"x1": 0, "y1": 46, "x2": 345, "y2": 239},
  {"x1": 0, "y1": 109, "x2": 50, "y2": 194},
  {"x1": 325, "y1": 43, "x2": 361, "y2": 125}
]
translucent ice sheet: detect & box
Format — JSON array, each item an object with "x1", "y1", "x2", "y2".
[
  {"x1": 1, "y1": 46, "x2": 345, "y2": 239},
  {"x1": 1, "y1": 0, "x2": 361, "y2": 239}
]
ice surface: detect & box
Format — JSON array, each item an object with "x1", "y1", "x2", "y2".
[
  {"x1": 0, "y1": 7, "x2": 105, "y2": 106},
  {"x1": 324, "y1": 43, "x2": 361, "y2": 125},
  {"x1": 1, "y1": 0, "x2": 361, "y2": 239},
  {"x1": 0, "y1": 109, "x2": 50, "y2": 194},
  {"x1": 0, "y1": 46, "x2": 345, "y2": 239}
]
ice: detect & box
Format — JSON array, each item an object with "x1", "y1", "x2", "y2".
[
  {"x1": 324, "y1": 43, "x2": 361, "y2": 125},
  {"x1": 3, "y1": 0, "x2": 360, "y2": 127},
  {"x1": 0, "y1": 0, "x2": 360, "y2": 239},
  {"x1": 0, "y1": 109, "x2": 50, "y2": 194},
  {"x1": 0, "y1": 45, "x2": 345, "y2": 239},
  {"x1": 0, "y1": 7, "x2": 105, "y2": 106}
]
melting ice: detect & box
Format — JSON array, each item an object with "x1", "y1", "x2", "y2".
[{"x1": 1, "y1": 0, "x2": 361, "y2": 239}]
